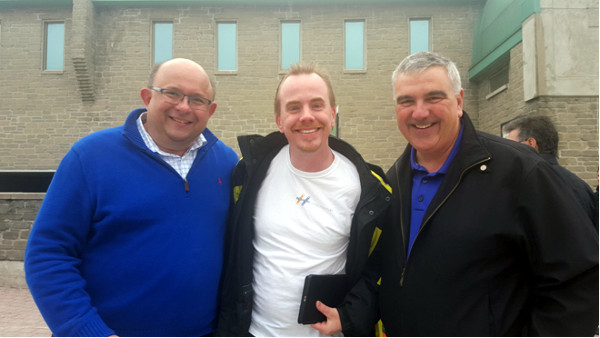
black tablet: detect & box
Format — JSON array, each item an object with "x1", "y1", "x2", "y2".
[{"x1": 297, "y1": 274, "x2": 349, "y2": 324}]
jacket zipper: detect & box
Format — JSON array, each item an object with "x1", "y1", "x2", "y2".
[
  {"x1": 123, "y1": 134, "x2": 198, "y2": 193},
  {"x1": 399, "y1": 157, "x2": 491, "y2": 287}
]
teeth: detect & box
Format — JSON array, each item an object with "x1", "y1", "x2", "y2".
[
  {"x1": 299, "y1": 129, "x2": 318, "y2": 134},
  {"x1": 172, "y1": 117, "x2": 190, "y2": 124},
  {"x1": 415, "y1": 124, "x2": 432, "y2": 129}
]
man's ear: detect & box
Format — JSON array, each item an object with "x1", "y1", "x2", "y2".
[
  {"x1": 275, "y1": 114, "x2": 284, "y2": 133},
  {"x1": 525, "y1": 137, "x2": 539, "y2": 151},
  {"x1": 331, "y1": 106, "x2": 337, "y2": 128},
  {"x1": 208, "y1": 103, "x2": 217, "y2": 118},
  {"x1": 140, "y1": 88, "x2": 153, "y2": 107},
  {"x1": 456, "y1": 89, "x2": 464, "y2": 118}
]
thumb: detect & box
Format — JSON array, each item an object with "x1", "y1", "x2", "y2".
[
  {"x1": 315, "y1": 300, "x2": 335, "y2": 317},
  {"x1": 312, "y1": 301, "x2": 343, "y2": 335}
]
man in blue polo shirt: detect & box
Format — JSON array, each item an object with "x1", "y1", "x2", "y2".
[{"x1": 313, "y1": 51, "x2": 598, "y2": 336}]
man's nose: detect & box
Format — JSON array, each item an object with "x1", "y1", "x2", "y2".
[{"x1": 412, "y1": 101, "x2": 429, "y2": 119}]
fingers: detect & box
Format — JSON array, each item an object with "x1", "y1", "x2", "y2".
[
  {"x1": 316, "y1": 300, "x2": 335, "y2": 316},
  {"x1": 310, "y1": 301, "x2": 343, "y2": 335}
]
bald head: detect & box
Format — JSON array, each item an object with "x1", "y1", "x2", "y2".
[{"x1": 148, "y1": 58, "x2": 215, "y2": 100}]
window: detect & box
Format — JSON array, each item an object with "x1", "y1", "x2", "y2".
[
  {"x1": 490, "y1": 66, "x2": 509, "y2": 93},
  {"x1": 153, "y1": 22, "x2": 173, "y2": 64},
  {"x1": 344, "y1": 20, "x2": 365, "y2": 70},
  {"x1": 409, "y1": 19, "x2": 430, "y2": 54},
  {"x1": 44, "y1": 22, "x2": 65, "y2": 71},
  {"x1": 281, "y1": 21, "x2": 300, "y2": 70},
  {"x1": 217, "y1": 22, "x2": 237, "y2": 71}
]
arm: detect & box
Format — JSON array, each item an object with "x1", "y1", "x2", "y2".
[
  {"x1": 216, "y1": 160, "x2": 251, "y2": 337},
  {"x1": 521, "y1": 162, "x2": 599, "y2": 336},
  {"x1": 313, "y1": 236, "x2": 383, "y2": 337},
  {"x1": 24, "y1": 150, "x2": 115, "y2": 337}
]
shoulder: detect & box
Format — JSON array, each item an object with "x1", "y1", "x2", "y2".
[
  {"x1": 71, "y1": 126, "x2": 123, "y2": 153},
  {"x1": 476, "y1": 131, "x2": 546, "y2": 168},
  {"x1": 214, "y1": 139, "x2": 240, "y2": 162},
  {"x1": 202, "y1": 128, "x2": 240, "y2": 162}
]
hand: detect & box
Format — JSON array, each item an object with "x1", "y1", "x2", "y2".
[{"x1": 311, "y1": 301, "x2": 343, "y2": 336}]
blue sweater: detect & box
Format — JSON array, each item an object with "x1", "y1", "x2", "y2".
[{"x1": 24, "y1": 108, "x2": 239, "y2": 336}]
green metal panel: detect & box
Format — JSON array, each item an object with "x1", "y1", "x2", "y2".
[{"x1": 469, "y1": 0, "x2": 540, "y2": 81}]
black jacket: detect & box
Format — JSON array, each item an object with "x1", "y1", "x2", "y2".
[
  {"x1": 341, "y1": 112, "x2": 599, "y2": 336},
  {"x1": 216, "y1": 132, "x2": 392, "y2": 336},
  {"x1": 539, "y1": 153, "x2": 598, "y2": 231}
]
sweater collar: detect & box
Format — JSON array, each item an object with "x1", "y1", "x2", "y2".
[{"x1": 123, "y1": 108, "x2": 218, "y2": 153}]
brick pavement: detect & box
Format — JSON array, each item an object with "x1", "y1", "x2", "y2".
[{"x1": 0, "y1": 287, "x2": 50, "y2": 337}]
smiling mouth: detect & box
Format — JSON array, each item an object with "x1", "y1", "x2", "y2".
[
  {"x1": 171, "y1": 117, "x2": 191, "y2": 124},
  {"x1": 298, "y1": 128, "x2": 319, "y2": 134},
  {"x1": 415, "y1": 123, "x2": 432, "y2": 129}
]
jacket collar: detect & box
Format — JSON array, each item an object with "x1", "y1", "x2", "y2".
[
  {"x1": 539, "y1": 153, "x2": 559, "y2": 165},
  {"x1": 238, "y1": 131, "x2": 373, "y2": 175}
]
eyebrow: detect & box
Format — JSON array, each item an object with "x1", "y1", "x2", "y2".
[
  {"x1": 426, "y1": 90, "x2": 448, "y2": 98},
  {"x1": 396, "y1": 90, "x2": 448, "y2": 103},
  {"x1": 285, "y1": 97, "x2": 326, "y2": 106}
]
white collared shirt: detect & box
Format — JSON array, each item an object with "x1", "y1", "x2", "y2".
[{"x1": 137, "y1": 113, "x2": 206, "y2": 179}]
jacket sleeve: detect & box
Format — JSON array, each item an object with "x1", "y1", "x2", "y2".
[
  {"x1": 216, "y1": 159, "x2": 252, "y2": 337},
  {"x1": 338, "y1": 242, "x2": 382, "y2": 337},
  {"x1": 519, "y1": 161, "x2": 599, "y2": 336},
  {"x1": 24, "y1": 149, "x2": 115, "y2": 337},
  {"x1": 337, "y1": 163, "x2": 392, "y2": 336}
]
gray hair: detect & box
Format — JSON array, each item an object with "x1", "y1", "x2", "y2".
[
  {"x1": 391, "y1": 51, "x2": 462, "y2": 96},
  {"x1": 503, "y1": 115, "x2": 559, "y2": 157}
]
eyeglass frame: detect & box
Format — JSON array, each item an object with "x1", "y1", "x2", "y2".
[{"x1": 149, "y1": 86, "x2": 213, "y2": 109}]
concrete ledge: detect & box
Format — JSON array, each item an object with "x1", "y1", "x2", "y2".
[
  {"x1": 0, "y1": 193, "x2": 45, "y2": 200},
  {"x1": 0, "y1": 261, "x2": 27, "y2": 288}
]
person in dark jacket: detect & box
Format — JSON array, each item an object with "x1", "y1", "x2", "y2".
[
  {"x1": 313, "y1": 51, "x2": 598, "y2": 336},
  {"x1": 504, "y1": 115, "x2": 598, "y2": 231},
  {"x1": 216, "y1": 63, "x2": 391, "y2": 336}
]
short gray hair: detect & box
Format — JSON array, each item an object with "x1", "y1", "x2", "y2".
[
  {"x1": 392, "y1": 51, "x2": 462, "y2": 96},
  {"x1": 503, "y1": 115, "x2": 559, "y2": 157}
]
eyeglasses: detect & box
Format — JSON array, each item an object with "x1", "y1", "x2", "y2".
[{"x1": 150, "y1": 87, "x2": 212, "y2": 110}]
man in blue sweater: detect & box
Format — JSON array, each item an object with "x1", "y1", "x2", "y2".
[{"x1": 24, "y1": 58, "x2": 239, "y2": 336}]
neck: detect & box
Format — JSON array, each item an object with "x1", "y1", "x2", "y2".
[
  {"x1": 415, "y1": 140, "x2": 458, "y2": 174},
  {"x1": 415, "y1": 153, "x2": 447, "y2": 173},
  {"x1": 288, "y1": 147, "x2": 334, "y2": 172},
  {"x1": 141, "y1": 116, "x2": 190, "y2": 157}
]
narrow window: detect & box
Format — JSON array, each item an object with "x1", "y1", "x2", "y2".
[
  {"x1": 489, "y1": 66, "x2": 509, "y2": 93},
  {"x1": 345, "y1": 20, "x2": 365, "y2": 70},
  {"x1": 409, "y1": 19, "x2": 430, "y2": 54},
  {"x1": 217, "y1": 22, "x2": 237, "y2": 71},
  {"x1": 153, "y1": 22, "x2": 173, "y2": 64},
  {"x1": 44, "y1": 22, "x2": 65, "y2": 71},
  {"x1": 281, "y1": 21, "x2": 300, "y2": 70}
]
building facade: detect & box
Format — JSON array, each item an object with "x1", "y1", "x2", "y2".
[{"x1": 0, "y1": 0, "x2": 598, "y2": 267}]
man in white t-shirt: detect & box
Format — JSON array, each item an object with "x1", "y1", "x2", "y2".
[{"x1": 217, "y1": 63, "x2": 392, "y2": 336}]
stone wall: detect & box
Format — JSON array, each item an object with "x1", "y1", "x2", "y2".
[
  {"x1": 477, "y1": 43, "x2": 599, "y2": 186},
  {"x1": 0, "y1": 194, "x2": 43, "y2": 261},
  {"x1": 0, "y1": 1, "x2": 481, "y2": 172}
]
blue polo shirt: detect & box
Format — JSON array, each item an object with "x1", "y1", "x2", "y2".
[{"x1": 408, "y1": 122, "x2": 464, "y2": 256}]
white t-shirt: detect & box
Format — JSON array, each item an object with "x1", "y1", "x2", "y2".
[{"x1": 249, "y1": 145, "x2": 361, "y2": 337}]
